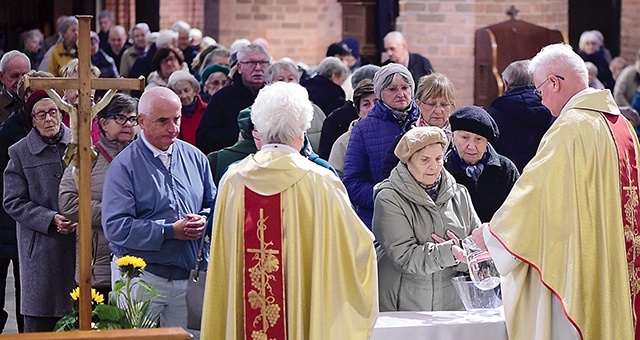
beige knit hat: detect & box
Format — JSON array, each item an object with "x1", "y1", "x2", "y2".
[{"x1": 394, "y1": 126, "x2": 447, "y2": 163}]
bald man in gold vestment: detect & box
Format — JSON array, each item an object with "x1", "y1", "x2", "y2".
[{"x1": 475, "y1": 44, "x2": 639, "y2": 339}]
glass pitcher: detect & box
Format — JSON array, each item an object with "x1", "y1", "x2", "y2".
[{"x1": 462, "y1": 235, "x2": 500, "y2": 291}]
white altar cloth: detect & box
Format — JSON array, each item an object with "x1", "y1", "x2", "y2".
[{"x1": 371, "y1": 309, "x2": 508, "y2": 340}]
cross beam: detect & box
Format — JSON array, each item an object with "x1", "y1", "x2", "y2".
[{"x1": 24, "y1": 15, "x2": 145, "y2": 331}]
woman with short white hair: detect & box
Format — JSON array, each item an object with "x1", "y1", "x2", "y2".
[
  {"x1": 578, "y1": 30, "x2": 614, "y2": 90},
  {"x1": 167, "y1": 70, "x2": 207, "y2": 146}
]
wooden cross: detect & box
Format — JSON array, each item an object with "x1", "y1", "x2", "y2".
[{"x1": 23, "y1": 15, "x2": 145, "y2": 331}]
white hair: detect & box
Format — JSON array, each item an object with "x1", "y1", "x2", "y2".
[
  {"x1": 0, "y1": 50, "x2": 30, "y2": 72},
  {"x1": 156, "y1": 29, "x2": 178, "y2": 48},
  {"x1": 171, "y1": 20, "x2": 191, "y2": 33},
  {"x1": 189, "y1": 28, "x2": 202, "y2": 40},
  {"x1": 230, "y1": 38, "x2": 251, "y2": 54},
  {"x1": 528, "y1": 43, "x2": 588, "y2": 86},
  {"x1": 129, "y1": 23, "x2": 150, "y2": 41},
  {"x1": 200, "y1": 36, "x2": 217, "y2": 50},
  {"x1": 236, "y1": 43, "x2": 271, "y2": 64},
  {"x1": 384, "y1": 31, "x2": 406, "y2": 44},
  {"x1": 578, "y1": 30, "x2": 601, "y2": 51},
  {"x1": 584, "y1": 61, "x2": 598, "y2": 76},
  {"x1": 316, "y1": 56, "x2": 348, "y2": 79},
  {"x1": 251, "y1": 82, "x2": 313, "y2": 145}
]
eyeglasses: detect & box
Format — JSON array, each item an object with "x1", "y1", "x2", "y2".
[
  {"x1": 107, "y1": 114, "x2": 139, "y2": 126},
  {"x1": 240, "y1": 60, "x2": 270, "y2": 68},
  {"x1": 32, "y1": 108, "x2": 60, "y2": 120},
  {"x1": 421, "y1": 100, "x2": 454, "y2": 110},
  {"x1": 161, "y1": 55, "x2": 178, "y2": 65},
  {"x1": 206, "y1": 79, "x2": 225, "y2": 87},
  {"x1": 534, "y1": 75, "x2": 565, "y2": 98}
]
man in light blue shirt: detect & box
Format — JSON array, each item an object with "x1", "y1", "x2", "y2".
[{"x1": 102, "y1": 86, "x2": 215, "y2": 328}]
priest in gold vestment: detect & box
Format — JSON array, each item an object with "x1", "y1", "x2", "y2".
[
  {"x1": 474, "y1": 43, "x2": 639, "y2": 339},
  {"x1": 200, "y1": 82, "x2": 378, "y2": 339}
]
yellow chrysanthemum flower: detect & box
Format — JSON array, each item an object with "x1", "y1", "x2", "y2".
[
  {"x1": 91, "y1": 288, "x2": 105, "y2": 305},
  {"x1": 116, "y1": 255, "x2": 147, "y2": 270},
  {"x1": 70, "y1": 287, "x2": 80, "y2": 301}
]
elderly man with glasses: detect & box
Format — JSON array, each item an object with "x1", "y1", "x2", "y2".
[
  {"x1": 0, "y1": 51, "x2": 30, "y2": 122},
  {"x1": 196, "y1": 43, "x2": 270, "y2": 154},
  {"x1": 474, "y1": 43, "x2": 640, "y2": 339}
]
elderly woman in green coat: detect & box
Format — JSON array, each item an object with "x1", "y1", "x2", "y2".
[{"x1": 373, "y1": 126, "x2": 480, "y2": 312}]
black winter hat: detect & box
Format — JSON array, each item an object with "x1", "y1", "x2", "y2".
[{"x1": 449, "y1": 105, "x2": 499, "y2": 143}]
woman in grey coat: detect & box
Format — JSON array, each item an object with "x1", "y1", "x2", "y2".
[
  {"x1": 58, "y1": 93, "x2": 138, "y2": 297},
  {"x1": 3, "y1": 90, "x2": 75, "y2": 332},
  {"x1": 373, "y1": 126, "x2": 480, "y2": 312}
]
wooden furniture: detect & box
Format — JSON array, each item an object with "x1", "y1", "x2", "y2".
[
  {"x1": 338, "y1": 0, "x2": 379, "y2": 65},
  {"x1": 1, "y1": 327, "x2": 192, "y2": 339},
  {"x1": 474, "y1": 19, "x2": 566, "y2": 108}
]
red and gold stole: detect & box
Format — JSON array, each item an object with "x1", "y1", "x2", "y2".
[
  {"x1": 243, "y1": 188, "x2": 287, "y2": 339},
  {"x1": 604, "y1": 113, "x2": 640, "y2": 337}
]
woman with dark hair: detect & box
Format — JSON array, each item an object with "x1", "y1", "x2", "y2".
[
  {"x1": 146, "y1": 46, "x2": 188, "y2": 90},
  {"x1": 329, "y1": 79, "x2": 376, "y2": 177},
  {"x1": 58, "y1": 93, "x2": 138, "y2": 298}
]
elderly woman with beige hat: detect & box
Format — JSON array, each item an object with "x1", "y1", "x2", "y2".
[{"x1": 373, "y1": 126, "x2": 480, "y2": 312}]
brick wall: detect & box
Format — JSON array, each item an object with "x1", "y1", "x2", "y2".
[
  {"x1": 159, "y1": 0, "x2": 205, "y2": 32},
  {"x1": 103, "y1": 0, "x2": 136, "y2": 32},
  {"x1": 396, "y1": 0, "x2": 568, "y2": 106},
  {"x1": 216, "y1": 0, "x2": 342, "y2": 65},
  {"x1": 621, "y1": 0, "x2": 640, "y2": 62}
]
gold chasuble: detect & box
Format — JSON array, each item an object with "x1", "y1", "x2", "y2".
[
  {"x1": 488, "y1": 89, "x2": 637, "y2": 340},
  {"x1": 201, "y1": 149, "x2": 379, "y2": 340}
]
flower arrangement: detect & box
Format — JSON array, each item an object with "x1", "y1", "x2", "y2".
[{"x1": 55, "y1": 255, "x2": 162, "y2": 331}]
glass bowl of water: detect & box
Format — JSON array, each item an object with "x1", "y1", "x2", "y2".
[{"x1": 452, "y1": 276, "x2": 502, "y2": 313}]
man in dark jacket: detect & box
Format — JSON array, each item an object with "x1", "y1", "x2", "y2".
[
  {"x1": 0, "y1": 51, "x2": 30, "y2": 122},
  {"x1": 301, "y1": 57, "x2": 348, "y2": 118},
  {"x1": 317, "y1": 64, "x2": 380, "y2": 160},
  {"x1": 382, "y1": 31, "x2": 434, "y2": 85},
  {"x1": 487, "y1": 60, "x2": 554, "y2": 173},
  {"x1": 196, "y1": 43, "x2": 270, "y2": 154},
  {"x1": 445, "y1": 106, "x2": 520, "y2": 222}
]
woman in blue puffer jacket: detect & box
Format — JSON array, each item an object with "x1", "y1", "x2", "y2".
[{"x1": 342, "y1": 63, "x2": 419, "y2": 228}]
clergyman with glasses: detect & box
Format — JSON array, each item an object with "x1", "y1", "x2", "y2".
[
  {"x1": 58, "y1": 93, "x2": 139, "y2": 300},
  {"x1": 3, "y1": 90, "x2": 75, "y2": 332},
  {"x1": 474, "y1": 43, "x2": 640, "y2": 339},
  {"x1": 196, "y1": 43, "x2": 271, "y2": 154}
]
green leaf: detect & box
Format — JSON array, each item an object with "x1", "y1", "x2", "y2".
[
  {"x1": 136, "y1": 280, "x2": 163, "y2": 298},
  {"x1": 54, "y1": 314, "x2": 78, "y2": 331},
  {"x1": 94, "y1": 304, "x2": 125, "y2": 322},
  {"x1": 113, "y1": 280, "x2": 125, "y2": 293},
  {"x1": 108, "y1": 290, "x2": 120, "y2": 306}
]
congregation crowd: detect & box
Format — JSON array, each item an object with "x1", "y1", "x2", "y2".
[{"x1": 0, "y1": 9, "x2": 639, "y2": 340}]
